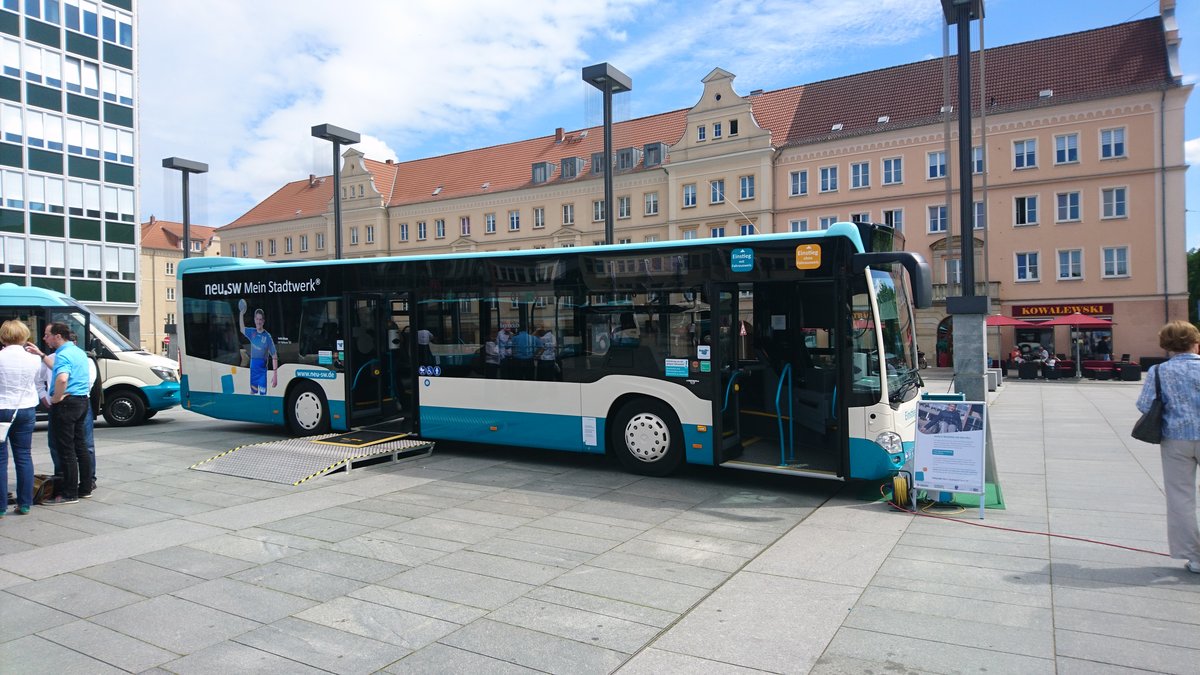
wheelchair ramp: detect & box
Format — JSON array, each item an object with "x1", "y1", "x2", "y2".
[{"x1": 190, "y1": 434, "x2": 434, "y2": 485}]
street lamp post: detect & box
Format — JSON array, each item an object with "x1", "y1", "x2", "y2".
[
  {"x1": 161, "y1": 157, "x2": 208, "y2": 259},
  {"x1": 582, "y1": 63, "x2": 631, "y2": 245},
  {"x1": 311, "y1": 123, "x2": 360, "y2": 260}
]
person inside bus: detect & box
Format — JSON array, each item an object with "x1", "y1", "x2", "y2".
[
  {"x1": 536, "y1": 326, "x2": 558, "y2": 381},
  {"x1": 238, "y1": 303, "x2": 277, "y2": 395},
  {"x1": 416, "y1": 326, "x2": 435, "y2": 366},
  {"x1": 484, "y1": 330, "x2": 502, "y2": 379},
  {"x1": 510, "y1": 325, "x2": 540, "y2": 380},
  {"x1": 613, "y1": 313, "x2": 639, "y2": 348}
]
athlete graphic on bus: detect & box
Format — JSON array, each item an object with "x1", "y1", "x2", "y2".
[{"x1": 238, "y1": 298, "x2": 277, "y2": 394}]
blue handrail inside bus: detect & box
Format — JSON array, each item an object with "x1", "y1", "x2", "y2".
[
  {"x1": 775, "y1": 363, "x2": 794, "y2": 466},
  {"x1": 351, "y1": 359, "x2": 379, "y2": 391},
  {"x1": 721, "y1": 368, "x2": 743, "y2": 413}
]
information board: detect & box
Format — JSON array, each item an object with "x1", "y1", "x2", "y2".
[{"x1": 913, "y1": 401, "x2": 987, "y2": 505}]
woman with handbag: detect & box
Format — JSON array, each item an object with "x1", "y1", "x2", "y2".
[
  {"x1": 1136, "y1": 320, "x2": 1200, "y2": 574},
  {"x1": 0, "y1": 320, "x2": 42, "y2": 516}
]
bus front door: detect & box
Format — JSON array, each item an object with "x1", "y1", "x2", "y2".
[
  {"x1": 344, "y1": 293, "x2": 409, "y2": 428},
  {"x1": 713, "y1": 286, "x2": 742, "y2": 457}
]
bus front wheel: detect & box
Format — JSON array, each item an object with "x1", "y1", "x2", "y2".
[
  {"x1": 287, "y1": 381, "x2": 330, "y2": 436},
  {"x1": 611, "y1": 398, "x2": 684, "y2": 477},
  {"x1": 103, "y1": 388, "x2": 146, "y2": 426}
]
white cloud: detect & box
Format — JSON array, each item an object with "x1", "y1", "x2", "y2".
[
  {"x1": 1186, "y1": 137, "x2": 1200, "y2": 166},
  {"x1": 139, "y1": 0, "x2": 943, "y2": 227}
]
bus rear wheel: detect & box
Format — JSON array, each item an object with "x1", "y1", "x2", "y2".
[
  {"x1": 611, "y1": 398, "x2": 684, "y2": 477},
  {"x1": 287, "y1": 382, "x2": 330, "y2": 436}
]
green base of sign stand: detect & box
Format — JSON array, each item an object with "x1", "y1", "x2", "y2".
[{"x1": 920, "y1": 481, "x2": 1005, "y2": 510}]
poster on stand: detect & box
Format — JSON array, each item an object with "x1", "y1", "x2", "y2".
[{"x1": 913, "y1": 401, "x2": 987, "y2": 495}]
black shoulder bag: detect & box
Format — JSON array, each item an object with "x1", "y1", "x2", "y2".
[{"x1": 1131, "y1": 366, "x2": 1164, "y2": 444}]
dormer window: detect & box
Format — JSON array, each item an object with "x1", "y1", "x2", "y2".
[
  {"x1": 561, "y1": 157, "x2": 582, "y2": 180},
  {"x1": 591, "y1": 152, "x2": 607, "y2": 175},
  {"x1": 643, "y1": 142, "x2": 666, "y2": 168},
  {"x1": 615, "y1": 147, "x2": 639, "y2": 171},
  {"x1": 531, "y1": 162, "x2": 552, "y2": 184}
]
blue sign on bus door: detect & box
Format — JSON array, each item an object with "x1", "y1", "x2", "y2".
[{"x1": 731, "y1": 248, "x2": 754, "y2": 272}]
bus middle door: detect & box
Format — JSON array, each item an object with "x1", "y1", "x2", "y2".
[
  {"x1": 712, "y1": 284, "x2": 742, "y2": 457},
  {"x1": 344, "y1": 293, "x2": 390, "y2": 427}
]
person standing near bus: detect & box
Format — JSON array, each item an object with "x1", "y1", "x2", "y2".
[
  {"x1": 536, "y1": 326, "x2": 558, "y2": 381},
  {"x1": 29, "y1": 322, "x2": 91, "y2": 504},
  {"x1": 238, "y1": 301, "x2": 277, "y2": 395},
  {"x1": 36, "y1": 341, "x2": 97, "y2": 489},
  {"x1": 0, "y1": 320, "x2": 41, "y2": 515},
  {"x1": 484, "y1": 330, "x2": 502, "y2": 379}
]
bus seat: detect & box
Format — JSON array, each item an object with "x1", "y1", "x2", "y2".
[{"x1": 794, "y1": 367, "x2": 835, "y2": 434}]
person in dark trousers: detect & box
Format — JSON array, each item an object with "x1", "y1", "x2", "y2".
[
  {"x1": 1095, "y1": 335, "x2": 1112, "y2": 361},
  {"x1": 28, "y1": 322, "x2": 92, "y2": 504}
]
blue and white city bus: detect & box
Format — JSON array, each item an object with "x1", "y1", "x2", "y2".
[{"x1": 177, "y1": 222, "x2": 930, "y2": 480}]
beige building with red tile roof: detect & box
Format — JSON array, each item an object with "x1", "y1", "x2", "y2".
[
  {"x1": 218, "y1": 11, "x2": 1189, "y2": 363},
  {"x1": 138, "y1": 216, "x2": 219, "y2": 351}
]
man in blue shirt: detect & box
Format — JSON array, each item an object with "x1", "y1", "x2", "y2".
[
  {"x1": 32, "y1": 322, "x2": 92, "y2": 504},
  {"x1": 239, "y1": 303, "x2": 278, "y2": 395},
  {"x1": 511, "y1": 326, "x2": 539, "y2": 380}
]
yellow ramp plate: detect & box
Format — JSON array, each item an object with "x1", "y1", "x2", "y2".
[{"x1": 311, "y1": 430, "x2": 410, "y2": 448}]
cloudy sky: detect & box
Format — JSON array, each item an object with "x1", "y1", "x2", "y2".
[{"x1": 138, "y1": 0, "x2": 1199, "y2": 247}]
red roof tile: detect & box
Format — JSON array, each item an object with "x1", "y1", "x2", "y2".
[{"x1": 140, "y1": 218, "x2": 218, "y2": 251}]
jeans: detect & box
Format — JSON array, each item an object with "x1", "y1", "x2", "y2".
[
  {"x1": 1, "y1": 407, "x2": 36, "y2": 511},
  {"x1": 50, "y1": 395, "x2": 90, "y2": 500},
  {"x1": 48, "y1": 404, "x2": 95, "y2": 483}
]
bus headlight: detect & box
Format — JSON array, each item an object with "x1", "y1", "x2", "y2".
[
  {"x1": 151, "y1": 366, "x2": 179, "y2": 383},
  {"x1": 875, "y1": 431, "x2": 903, "y2": 454}
]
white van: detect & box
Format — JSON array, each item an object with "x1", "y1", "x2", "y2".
[{"x1": 0, "y1": 283, "x2": 180, "y2": 426}]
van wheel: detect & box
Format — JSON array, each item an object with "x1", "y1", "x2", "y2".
[
  {"x1": 611, "y1": 398, "x2": 684, "y2": 477},
  {"x1": 287, "y1": 381, "x2": 330, "y2": 436},
  {"x1": 103, "y1": 389, "x2": 146, "y2": 426}
]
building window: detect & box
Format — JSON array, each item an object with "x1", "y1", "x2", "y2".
[
  {"x1": 533, "y1": 207, "x2": 545, "y2": 229},
  {"x1": 927, "y1": 151, "x2": 946, "y2": 179},
  {"x1": 617, "y1": 196, "x2": 631, "y2": 219},
  {"x1": 316, "y1": 233, "x2": 325, "y2": 250},
  {"x1": 435, "y1": 219, "x2": 446, "y2": 239},
  {"x1": 1015, "y1": 196, "x2": 1038, "y2": 226},
  {"x1": 710, "y1": 179, "x2": 725, "y2": 204},
  {"x1": 300, "y1": 235, "x2": 308, "y2": 252},
  {"x1": 710, "y1": 226, "x2": 725, "y2": 238},
  {"x1": 1101, "y1": 128, "x2": 1126, "y2": 159},
  {"x1": 165, "y1": 261, "x2": 175, "y2": 275},
  {"x1": 819, "y1": 166, "x2": 838, "y2": 192},
  {"x1": 240, "y1": 243, "x2": 247, "y2": 257},
  {"x1": 737, "y1": 224, "x2": 753, "y2": 236},
  {"x1": 1102, "y1": 187, "x2": 1127, "y2": 218},
  {"x1": 531, "y1": 162, "x2": 550, "y2": 184},
  {"x1": 697, "y1": 125, "x2": 706, "y2": 142},
  {"x1": 683, "y1": 184, "x2": 697, "y2": 208},
  {"x1": 883, "y1": 209, "x2": 903, "y2": 232},
  {"x1": 973, "y1": 201, "x2": 986, "y2": 230},
  {"x1": 399, "y1": 223, "x2": 409, "y2": 241},
  {"x1": 165, "y1": 313, "x2": 175, "y2": 326},
  {"x1": 366, "y1": 225, "x2": 375, "y2": 243},
  {"x1": 1014, "y1": 139, "x2": 1037, "y2": 169},
  {"x1": 789, "y1": 218, "x2": 808, "y2": 232},
  {"x1": 1055, "y1": 133, "x2": 1079, "y2": 164},
  {"x1": 485, "y1": 213, "x2": 496, "y2": 234},
  {"x1": 1015, "y1": 252, "x2": 1040, "y2": 281},
  {"x1": 591, "y1": 152, "x2": 606, "y2": 176},
  {"x1": 460, "y1": 216, "x2": 470, "y2": 236},
  {"x1": 882, "y1": 157, "x2": 902, "y2": 185},
  {"x1": 850, "y1": 161, "x2": 869, "y2": 189},
  {"x1": 508, "y1": 210, "x2": 520, "y2": 231},
  {"x1": 618, "y1": 237, "x2": 632, "y2": 245},
  {"x1": 268, "y1": 239, "x2": 277, "y2": 255},
  {"x1": 593, "y1": 200, "x2": 605, "y2": 222},
  {"x1": 166, "y1": 287, "x2": 175, "y2": 301},
  {"x1": 1056, "y1": 192, "x2": 1081, "y2": 222},
  {"x1": 644, "y1": 192, "x2": 659, "y2": 216},
  {"x1": 281, "y1": 237, "x2": 290, "y2": 254},
  {"x1": 1103, "y1": 246, "x2": 1129, "y2": 277},
  {"x1": 927, "y1": 205, "x2": 947, "y2": 233},
  {"x1": 192, "y1": 241, "x2": 202, "y2": 253},
  {"x1": 349, "y1": 228, "x2": 359, "y2": 245},
  {"x1": 417, "y1": 221, "x2": 427, "y2": 240},
  {"x1": 729, "y1": 119, "x2": 739, "y2": 136},
  {"x1": 972, "y1": 146, "x2": 984, "y2": 174},
  {"x1": 682, "y1": 229, "x2": 697, "y2": 240},
  {"x1": 255, "y1": 241, "x2": 263, "y2": 257},
  {"x1": 945, "y1": 258, "x2": 962, "y2": 285},
  {"x1": 562, "y1": 204, "x2": 574, "y2": 225},
  {"x1": 713, "y1": 122, "x2": 722, "y2": 139},
  {"x1": 561, "y1": 157, "x2": 580, "y2": 179},
  {"x1": 1057, "y1": 249, "x2": 1082, "y2": 280},
  {"x1": 790, "y1": 170, "x2": 808, "y2": 196},
  {"x1": 739, "y1": 175, "x2": 755, "y2": 200},
  {"x1": 818, "y1": 216, "x2": 837, "y2": 230},
  {"x1": 850, "y1": 212, "x2": 870, "y2": 223}
]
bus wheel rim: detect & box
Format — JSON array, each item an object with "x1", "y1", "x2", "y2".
[
  {"x1": 625, "y1": 412, "x2": 669, "y2": 463},
  {"x1": 294, "y1": 392, "x2": 323, "y2": 430}
]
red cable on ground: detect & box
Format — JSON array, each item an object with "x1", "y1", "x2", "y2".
[{"x1": 881, "y1": 490, "x2": 1170, "y2": 557}]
